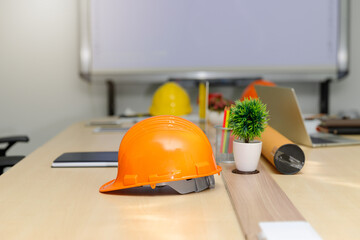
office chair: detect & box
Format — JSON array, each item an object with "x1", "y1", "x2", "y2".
[{"x1": 0, "y1": 135, "x2": 29, "y2": 175}]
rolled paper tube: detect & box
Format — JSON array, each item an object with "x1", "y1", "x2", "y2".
[{"x1": 259, "y1": 126, "x2": 305, "y2": 174}]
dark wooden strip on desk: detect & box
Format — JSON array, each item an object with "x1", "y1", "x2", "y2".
[{"x1": 220, "y1": 162, "x2": 305, "y2": 240}]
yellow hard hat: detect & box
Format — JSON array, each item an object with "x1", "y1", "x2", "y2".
[{"x1": 149, "y1": 82, "x2": 192, "y2": 116}]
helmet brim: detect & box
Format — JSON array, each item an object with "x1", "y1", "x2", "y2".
[{"x1": 99, "y1": 166, "x2": 222, "y2": 193}]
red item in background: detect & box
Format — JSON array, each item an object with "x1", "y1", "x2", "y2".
[
  {"x1": 197, "y1": 92, "x2": 222, "y2": 105},
  {"x1": 208, "y1": 93, "x2": 234, "y2": 111},
  {"x1": 240, "y1": 79, "x2": 276, "y2": 100}
]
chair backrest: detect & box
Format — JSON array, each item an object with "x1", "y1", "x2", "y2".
[{"x1": 0, "y1": 135, "x2": 29, "y2": 174}]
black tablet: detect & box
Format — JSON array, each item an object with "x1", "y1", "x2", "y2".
[{"x1": 52, "y1": 152, "x2": 118, "y2": 168}]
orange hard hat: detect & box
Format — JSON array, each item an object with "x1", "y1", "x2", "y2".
[
  {"x1": 240, "y1": 79, "x2": 276, "y2": 100},
  {"x1": 100, "y1": 115, "x2": 222, "y2": 194}
]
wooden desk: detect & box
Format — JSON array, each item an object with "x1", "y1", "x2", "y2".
[
  {"x1": 262, "y1": 142, "x2": 360, "y2": 240},
  {"x1": 1, "y1": 121, "x2": 360, "y2": 239},
  {"x1": 0, "y1": 122, "x2": 243, "y2": 240},
  {"x1": 207, "y1": 126, "x2": 360, "y2": 240}
]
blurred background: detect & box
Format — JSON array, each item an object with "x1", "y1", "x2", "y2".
[{"x1": 1, "y1": 0, "x2": 359, "y2": 156}]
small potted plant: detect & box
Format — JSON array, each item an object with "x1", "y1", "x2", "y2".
[
  {"x1": 208, "y1": 93, "x2": 233, "y2": 125},
  {"x1": 228, "y1": 98, "x2": 269, "y2": 173}
]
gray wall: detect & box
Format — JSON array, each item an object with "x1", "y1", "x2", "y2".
[{"x1": 1, "y1": 0, "x2": 359, "y2": 156}]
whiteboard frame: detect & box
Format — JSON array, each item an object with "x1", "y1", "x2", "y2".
[{"x1": 79, "y1": 0, "x2": 349, "y2": 83}]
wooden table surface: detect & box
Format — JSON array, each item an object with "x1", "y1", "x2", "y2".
[
  {"x1": 0, "y1": 121, "x2": 243, "y2": 240},
  {"x1": 207, "y1": 125, "x2": 360, "y2": 240},
  {"x1": 1, "y1": 120, "x2": 360, "y2": 240},
  {"x1": 261, "y1": 142, "x2": 360, "y2": 240}
]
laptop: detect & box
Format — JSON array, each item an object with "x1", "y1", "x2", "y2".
[{"x1": 255, "y1": 85, "x2": 360, "y2": 147}]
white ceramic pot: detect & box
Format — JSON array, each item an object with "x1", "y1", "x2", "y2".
[
  {"x1": 208, "y1": 110, "x2": 224, "y2": 126},
  {"x1": 233, "y1": 140, "x2": 262, "y2": 172}
]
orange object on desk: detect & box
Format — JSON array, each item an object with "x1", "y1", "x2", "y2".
[
  {"x1": 240, "y1": 79, "x2": 276, "y2": 100},
  {"x1": 259, "y1": 126, "x2": 305, "y2": 174},
  {"x1": 100, "y1": 115, "x2": 222, "y2": 193}
]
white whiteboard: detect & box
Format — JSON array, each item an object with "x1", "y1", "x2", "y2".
[{"x1": 80, "y1": 0, "x2": 349, "y2": 82}]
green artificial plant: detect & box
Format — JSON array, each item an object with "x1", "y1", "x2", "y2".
[{"x1": 229, "y1": 98, "x2": 269, "y2": 143}]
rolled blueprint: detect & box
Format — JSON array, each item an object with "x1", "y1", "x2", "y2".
[{"x1": 260, "y1": 126, "x2": 305, "y2": 174}]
